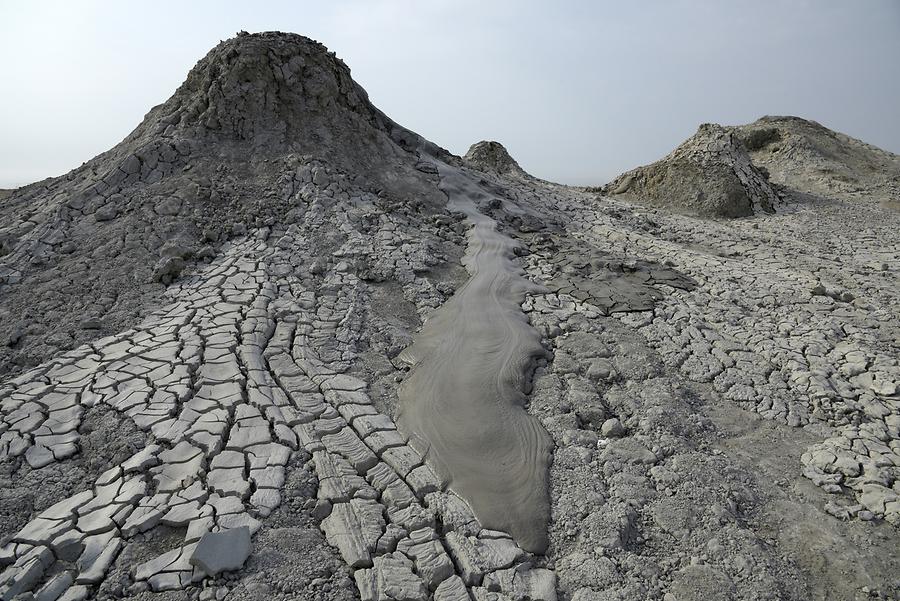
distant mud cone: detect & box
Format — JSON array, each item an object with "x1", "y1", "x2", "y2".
[
  {"x1": 733, "y1": 116, "x2": 900, "y2": 202},
  {"x1": 602, "y1": 123, "x2": 779, "y2": 217},
  {"x1": 464, "y1": 141, "x2": 530, "y2": 177}
]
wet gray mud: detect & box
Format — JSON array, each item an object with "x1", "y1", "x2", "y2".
[{"x1": 397, "y1": 161, "x2": 553, "y2": 553}]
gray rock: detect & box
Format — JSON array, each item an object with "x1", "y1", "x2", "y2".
[
  {"x1": 154, "y1": 196, "x2": 182, "y2": 215},
  {"x1": 94, "y1": 205, "x2": 118, "y2": 222},
  {"x1": 151, "y1": 256, "x2": 185, "y2": 284},
  {"x1": 666, "y1": 565, "x2": 735, "y2": 601},
  {"x1": 600, "y1": 418, "x2": 626, "y2": 438},
  {"x1": 189, "y1": 527, "x2": 252, "y2": 576}
]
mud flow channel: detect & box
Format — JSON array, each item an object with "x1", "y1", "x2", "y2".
[{"x1": 398, "y1": 160, "x2": 553, "y2": 553}]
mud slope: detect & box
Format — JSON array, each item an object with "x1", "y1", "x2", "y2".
[
  {"x1": 733, "y1": 115, "x2": 900, "y2": 203},
  {"x1": 463, "y1": 141, "x2": 529, "y2": 177},
  {"x1": 398, "y1": 160, "x2": 552, "y2": 553},
  {"x1": 0, "y1": 31, "x2": 448, "y2": 378},
  {"x1": 602, "y1": 123, "x2": 779, "y2": 218}
]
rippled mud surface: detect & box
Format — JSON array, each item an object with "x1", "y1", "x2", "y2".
[{"x1": 397, "y1": 162, "x2": 553, "y2": 553}]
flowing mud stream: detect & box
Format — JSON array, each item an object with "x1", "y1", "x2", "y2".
[{"x1": 397, "y1": 161, "x2": 553, "y2": 553}]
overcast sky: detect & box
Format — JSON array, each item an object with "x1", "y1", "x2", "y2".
[{"x1": 1, "y1": 1, "x2": 898, "y2": 188}]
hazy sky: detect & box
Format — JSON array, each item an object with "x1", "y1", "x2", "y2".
[{"x1": 1, "y1": 1, "x2": 898, "y2": 188}]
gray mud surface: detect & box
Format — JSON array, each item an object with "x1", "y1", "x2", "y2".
[{"x1": 397, "y1": 161, "x2": 553, "y2": 554}]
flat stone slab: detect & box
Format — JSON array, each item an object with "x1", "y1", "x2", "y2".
[{"x1": 189, "y1": 527, "x2": 251, "y2": 576}]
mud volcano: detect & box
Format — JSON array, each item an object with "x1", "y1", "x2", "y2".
[{"x1": 398, "y1": 160, "x2": 553, "y2": 554}]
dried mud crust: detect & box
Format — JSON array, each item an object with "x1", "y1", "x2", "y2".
[
  {"x1": 2, "y1": 148, "x2": 898, "y2": 600},
  {"x1": 0, "y1": 155, "x2": 556, "y2": 601},
  {"x1": 478, "y1": 160, "x2": 899, "y2": 600}
]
